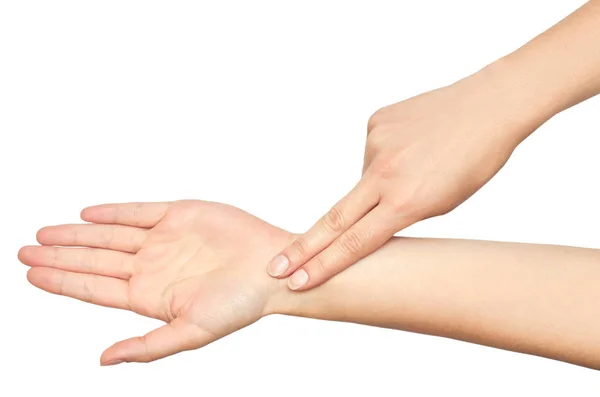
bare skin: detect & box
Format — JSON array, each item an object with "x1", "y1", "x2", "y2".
[
  {"x1": 269, "y1": 0, "x2": 600, "y2": 291},
  {"x1": 19, "y1": 200, "x2": 600, "y2": 369},
  {"x1": 19, "y1": 200, "x2": 291, "y2": 364}
]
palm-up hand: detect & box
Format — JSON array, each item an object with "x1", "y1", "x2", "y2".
[{"x1": 19, "y1": 200, "x2": 293, "y2": 365}]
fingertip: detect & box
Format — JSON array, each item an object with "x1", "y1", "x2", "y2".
[
  {"x1": 18, "y1": 245, "x2": 44, "y2": 266},
  {"x1": 35, "y1": 226, "x2": 53, "y2": 244},
  {"x1": 80, "y1": 205, "x2": 102, "y2": 222},
  {"x1": 103, "y1": 337, "x2": 148, "y2": 363},
  {"x1": 287, "y1": 269, "x2": 309, "y2": 290},
  {"x1": 100, "y1": 346, "x2": 124, "y2": 366},
  {"x1": 101, "y1": 359, "x2": 124, "y2": 366},
  {"x1": 80, "y1": 207, "x2": 91, "y2": 221},
  {"x1": 26, "y1": 267, "x2": 60, "y2": 293},
  {"x1": 272, "y1": 238, "x2": 314, "y2": 278},
  {"x1": 267, "y1": 254, "x2": 290, "y2": 278},
  {"x1": 35, "y1": 228, "x2": 45, "y2": 244},
  {"x1": 26, "y1": 266, "x2": 41, "y2": 285},
  {"x1": 17, "y1": 246, "x2": 32, "y2": 264}
]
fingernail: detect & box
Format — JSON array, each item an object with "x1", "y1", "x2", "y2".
[
  {"x1": 288, "y1": 269, "x2": 309, "y2": 290},
  {"x1": 267, "y1": 255, "x2": 289, "y2": 277},
  {"x1": 102, "y1": 359, "x2": 124, "y2": 366}
]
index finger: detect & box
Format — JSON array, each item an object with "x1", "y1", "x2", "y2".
[
  {"x1": 266, "y1": 178, "x2": 379, "y2": 278},
  {"x1": 287, "y1": 204, "x2": 414, "y2": 291}
]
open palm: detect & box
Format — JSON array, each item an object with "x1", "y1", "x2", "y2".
[{"x1": 19, "y1": 200, "x2": 293, "y2": 364}]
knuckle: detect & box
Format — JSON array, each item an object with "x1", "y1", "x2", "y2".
[
  {"x1": 290, "y1": 238, "x2": 309, "y2": 258},
  {"x1": 367, "y1": 106, "x2": 388, "y2": 133},
  {"x1": 110, "y1": 205, "x2": 119, "y2": 224},
  {"x1": 57, "y1": 271, "x2": 66, "y2": 296},
  {"x1": 365, "y1": 131, "x2": 382, "y2": 153},
  {"x1": 50, "y1": 247, "x2": 58, "y2": 267},
  {"x1": 338, "y1": 230, "x2": 364, "y2": 256},
  {"x1": 311, "y1": 255, "x2": 327, "y2": 276},
  {"x1": 386, "y1": 193, "x2": 424, "y2": 220},
  {"x1": 132, "y1": 203, "x2": 143, "y2": 226},
  {"x1": 70, "y1": 227, "x2": 79, "y2": 245},
  {"x1": 83, "y1": 249, "x2": 95, "y2": 272},
  {"x1": 322, "y1": 207, "x2": 346, "y2": 234},
  {"x1": 389, "y1": 197, "x2": 417, "y2": 215},
  {"x1": 365, "y1": 126, "x2": 392, "y2": 153},
  {"x1": 138, "y1": 335, "x2": 152, "y2": 362},
  {"x1": 104, "y1": 226, "x2": 117, "y2": 249},
  {"x1": 83, "y1": 279, "x2": 95, "y2": 303}
]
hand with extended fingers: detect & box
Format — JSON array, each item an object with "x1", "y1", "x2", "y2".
[
  {"x1": 18, "y1": 200, "x2": 293, "y2": 365},
  {"x1": 18, "y1": 199, "x2": 600, "y2": 370}
]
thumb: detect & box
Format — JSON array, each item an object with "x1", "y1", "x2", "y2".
[{"x1": 100, "y1": 318, "x2": 216, "y2": 365}]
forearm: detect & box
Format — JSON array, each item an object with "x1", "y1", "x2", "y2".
[
  {"x1": 477, "y1": 1, "x2": 600, "y2": 141},
  {"x1": 271, "y1": 237, "x2": 600, "y2": 369},
  {"x1": 511, "y1": 0, "x2": 600, "y2": 112}
]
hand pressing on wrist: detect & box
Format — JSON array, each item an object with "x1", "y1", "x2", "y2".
[
  {"x1": 267, "y1": 65, "x2": 546, "y2": 291},
  {"x1": 19, "y1": 200, "x2": 295, "y2": 364}
]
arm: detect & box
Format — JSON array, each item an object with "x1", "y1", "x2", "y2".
[
  {"x1": 271, "y1": 238, "x2": 600, "y2": 369},
  {"x1": 267, "y1": 0, "x2": 600, "y2": 291},
  {"x1": 19, "y1": 201, "x2": 600, "y2": 369},
  {"x1": 500, "y1": 0, "x2": 600, "y2": 126}
]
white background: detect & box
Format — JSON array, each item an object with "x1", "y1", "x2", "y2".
[{"x1": 1, "y1": 0, "x2": 599, "y2": 395}]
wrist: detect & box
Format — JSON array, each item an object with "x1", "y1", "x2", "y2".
[
  {"x1": 261, "y1": 232, "x2": 302, "y2": 317},
  {"x1": 262, "y1": 237, "x2": 386, "y2": 319},
  {"x1": 456, "y1": 57, "x2": 556, "y2": 147},
  {"x1": 486, "y1": 55, "x2": 563, "y2": 124},
  {"x1": 263, "y1": 278, "x2": 299, "y2": 317}
]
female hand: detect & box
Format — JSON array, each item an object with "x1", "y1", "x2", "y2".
[
  {"x1": 19, "y1": 200, "x2": 294, "y2": 364},
  {"x1": 268, "y1": 64, "x2": 547, "y2": 291}
]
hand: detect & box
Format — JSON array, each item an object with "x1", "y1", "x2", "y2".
[
  {"x1": 19, "y1": 200, "x2": 293, "y2": 364},
  {"x1": 268, "y1": 64, "x2": 545, "y2": 290}
]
